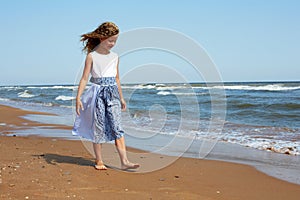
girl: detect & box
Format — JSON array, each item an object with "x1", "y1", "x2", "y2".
[{"x1": 73, "y1": 22, "x2": 140, "y2": 170}]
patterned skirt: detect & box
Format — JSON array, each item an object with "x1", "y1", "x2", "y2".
[{"x1": 72, "y1": 77, "x2": 124, "y2": 143}]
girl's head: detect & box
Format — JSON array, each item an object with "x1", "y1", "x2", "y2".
[{"x1": 81, "y1": 22, "x2": 119, "y2": 53}]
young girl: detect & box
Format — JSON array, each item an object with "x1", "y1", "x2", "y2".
[{"x1": 72, "y1": 22, "x2": 140, "y2": 170}]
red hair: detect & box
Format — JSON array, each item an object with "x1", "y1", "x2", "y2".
[{"x1": 80, "y1": 22, "x2": 119, "y2": 53}]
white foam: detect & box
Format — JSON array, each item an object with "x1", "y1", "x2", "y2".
[
  {"x1": 18, "y1": 90, "x2": 35, "y2": 98},
  {"x1": 219, "y1": 133, "x2": 300, "y2": 156},
  {"x1": 26, "y1": 85, "x2": 77, "y2": 90},
  {"x1": 156, "y1": 86, "x2": 190, "y2": 90},
  {"x1": 157, "y1": 91, "x2": 171, "y2": 95},
  {"x1": 55, "y1": 95, "x2": 75, "y2": 101},
  {"x1": 52, "y1": 86, "x2": 77, "y2": 90},
  {"x1": 211, "y1": 84, "x2": 300, "y2": 91},
  {"x1": 172, "y1": 92, "x2": 207, "y2": 96},
  {"x1": 0, "y1": 97, "x2": 10, "y2": 102},
  {"x1": 126, "y1": 83, "x2": 300, "y2": 92},
  {"x1": 123, "y1": 84, "x2": 191, "y2": 90},
  {"x1": 0, "y1": 86, "x2": 22, "y2": 91},
  {"x1": 138, "y1": 85, "x2": 156, "y2": 89}
]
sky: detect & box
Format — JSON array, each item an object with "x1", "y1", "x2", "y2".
[{"x1": 0, "y1": 0, "x2": 299, "y2": 85}]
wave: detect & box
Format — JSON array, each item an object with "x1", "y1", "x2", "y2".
[
  {"x1": 221, "y1": 135, "x2": 300, "y2": 156},
  {"x1": 123, "y1": 119, "x2": 300, "y2": 156},
  {"x1": 18, "y1": 90, "x2": 35, "y2": 98},
  {"x1": 173, "y1": 92, "x2": 207, "y2": 96},
  {"x1": 156, "y1": 86, "x2": 190, "y2": 90},
  {"x1": 27, "y1": 85, "x2": 77, "y2": 90},
  {"x1": 55, "y1": 95, "x2": 75, "y2": 101},
  {"x1": 157, "y1": 91, "x2": 171, "y2": 96},
  {"x1": 123, "y1": 83, "x2": 300, "y2": 92},
  {"x1": 194, "y1": 123, "x2": 300, "y2": 156},
  {"x1": 123, "y1": 83, "x2": 191, "y2": 90},
  {"x1": 0, "y1": 86, "x2": 23, "y2": 91},
  {"x1": 0, "y1": 97, "x2": 11, "y2": 102},
  {"x1": 157, "y1": 91, "x2": 207, "y2": 96},
  {"x1": 211, "y1": 84, "x2": 300, "y2": 91}
]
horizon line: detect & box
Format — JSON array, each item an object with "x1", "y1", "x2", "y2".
[{"x1": 1, "y1": 80, "x2": 300, "y2": 86}]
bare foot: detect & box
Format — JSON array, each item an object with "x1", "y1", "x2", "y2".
[
  {"x1": 121, "y1": 162, "x2": 140, "y2": 170},
  {"x1": 95, "y1": 160, "x2": 107, "y2": 170}
]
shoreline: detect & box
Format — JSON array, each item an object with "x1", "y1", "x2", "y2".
[
  {"x1": 1, "y1": 103, "x2": 300, "y2": 183},
  {"x1": 1, "y1": 104, "x2": 300, "y2": 199}
]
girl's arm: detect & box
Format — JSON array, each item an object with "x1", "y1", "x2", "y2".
[
  {"x1": 76, "y1": 53, "x2": 93, "y2": 115},
  {"x1": 116, "y1": 58, "x2": 126, "y2": 111}
]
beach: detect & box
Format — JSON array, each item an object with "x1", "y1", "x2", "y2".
[{"x1": 1, "y1": 104, "x2": 300, "y2": 199}]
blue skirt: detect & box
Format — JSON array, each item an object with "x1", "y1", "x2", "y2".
[{"x1": 72, "y1": 77, "x2": 124, "y2": 143}]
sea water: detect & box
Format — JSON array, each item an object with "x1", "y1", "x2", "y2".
[{"x1": 1, "y1": 81, "x2": 299, "y2": 155}]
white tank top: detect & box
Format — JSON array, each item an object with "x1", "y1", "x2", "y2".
[{"x1": 90, "y1": 51, "x2": 118, "y2": 78}]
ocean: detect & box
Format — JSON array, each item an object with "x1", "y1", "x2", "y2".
[{"x1": 0, "y1": 81, "x2": 299, "y2": 156}]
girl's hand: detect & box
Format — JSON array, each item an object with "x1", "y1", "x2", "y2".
[
  {"x1": 76, "y1": 98, "x2": 84, "y2": 115},
  {"x1": 121, "y1": 98, "x2": 126, "y2": 111}
]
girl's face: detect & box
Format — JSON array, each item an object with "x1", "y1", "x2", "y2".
[{"x1": 100, "y1": 34, "x2": 118, "y2": 51}]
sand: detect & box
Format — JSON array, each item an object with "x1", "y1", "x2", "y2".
[{"x1": 1, "y1": 104, "x2": 300, "y2": 200}]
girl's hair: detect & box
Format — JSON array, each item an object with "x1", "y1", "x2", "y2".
[{"x1": 80, "y1": 22, "x2": 119, "y2": 53}]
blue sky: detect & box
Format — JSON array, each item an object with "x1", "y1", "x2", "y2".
[{"x1": 0, "y1": 0, "x2": 299, "y2": 85}]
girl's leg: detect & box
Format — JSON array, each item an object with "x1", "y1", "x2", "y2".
[
  {"x1": 93, "y1": 143, "x2": 107, "y2": 170},
  {"x1": 115, "y1": 136, "x2": 140, "y2": 170}
]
